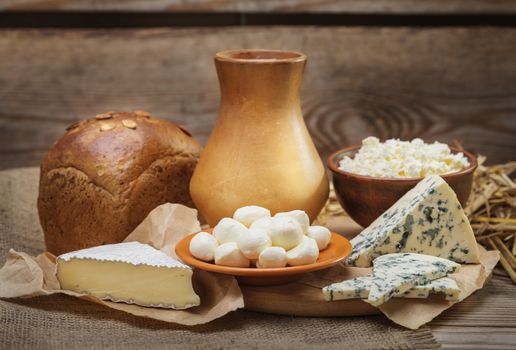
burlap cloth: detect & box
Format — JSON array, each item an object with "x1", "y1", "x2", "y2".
[{"x1": 0, "y1": 167, "x2": 440, "y2": 350}]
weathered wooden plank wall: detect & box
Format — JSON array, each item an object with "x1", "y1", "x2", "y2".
[
  {"x1": 1, "y1": 27, "x2": 516, "y2": 169},
  {"x1": 1, "y1": 3, "x2": 516, "y2": 350},
  {"x1": 3, "y1": 0, "x2": 516, "y2": 14}
]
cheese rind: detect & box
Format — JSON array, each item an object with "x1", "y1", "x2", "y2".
[
  {"x1": 57, "y1": 242, "x2": 200, "y2": 309},
  {"x1": 323, "y1": 275, "x2": 460, "y2": 302},
  {"x1": 346, "y1": 175, "x2": 480, "y2": 267},
  {"x1": 368, "y1": 253, "x2": 460, "y2": 306}
]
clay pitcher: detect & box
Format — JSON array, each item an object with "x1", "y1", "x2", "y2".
[{"x1": 190, "y1": 49, "x2": 329, "y2": 226}]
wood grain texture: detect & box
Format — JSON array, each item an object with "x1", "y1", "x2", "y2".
[
  {"x1": 1, "y1": 27, "x2": 516, "y2": 170},
  {"x1": 241, "y1": 265, "x2": 381, "y2": 317},
  {"x1": 3, "y1": 0, "x2": 516, "y2": 14},
  {"x1": 431, "y1": 273, "x2": 516, "y2": 350}
]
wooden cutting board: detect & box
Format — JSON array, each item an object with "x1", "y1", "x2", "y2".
[
  {"x1": 240, "y1": 262, "x2": 380, "y2": 317},
  {"x1": 240, "y1": 215, "x2": 380, "y2": 317}
]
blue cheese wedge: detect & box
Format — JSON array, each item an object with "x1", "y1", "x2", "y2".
[
  {"x1": 323, "y1": 276, "x2": 460, "y2": 302},
  {"x1": 368, "y1": 253, "x2": 460, "y2": 306},
  {"x1": 346, "y1": 175, "x2": 480, "y2": 267},
  {"x1": 57, "y1": 242, "x2": 200, "y2": 309}
]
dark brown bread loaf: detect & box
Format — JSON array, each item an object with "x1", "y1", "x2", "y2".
[{"x1": 38, "y1": 111, "x2": 202, "y2": 255}]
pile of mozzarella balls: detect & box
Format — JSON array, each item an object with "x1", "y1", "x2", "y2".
[{"x1": 189, "y1": 206, "x2": 332, "y2": 268}]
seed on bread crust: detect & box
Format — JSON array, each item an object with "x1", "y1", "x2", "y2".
[
  {"x1": 100, "y1": 122, "x2": 115, "y2": 131},
  {"x1": 95, "y1": 113, "x2": 113, "y2": 120},
  {"x1": 133, "y1": 110, "x2": 151, "y2": 117},
  {"x1": 122, "y1": 119, "x2": 137, "y2": 129}
]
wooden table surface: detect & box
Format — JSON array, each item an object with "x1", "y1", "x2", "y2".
[{"x1": 1, "y1": 25, "x2": 515, "y2": 349}]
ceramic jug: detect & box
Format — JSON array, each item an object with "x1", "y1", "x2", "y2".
[{"x1": 190, "y1": 49, "x2": 329, "y2": 226}]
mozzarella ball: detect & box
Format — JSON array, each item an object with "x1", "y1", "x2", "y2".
[
  {"x1": 275, "y1": 210, "x2": 310, "y2": 234},
  {"x1": 237, "y1": 228, "x2": 272, "y2": 259},
  {"x1": 249, "y1": 217, "x2": 273, "y2": 234},
  {"x1": 258, "y1": 246, "x2": 288, "y2": 268},
  {"x1": 268, "y1": 216, "x2": 304, "y2": 250},
  {"x1": 189, "y1": 231, "x2": 219, "y2": 261},
  {"x1": 286, "y1": 236, "x2": 319, "y2": 266},
  {"x1": 213, "y1": 218, "x2": 248, "y2": 244},
  {"x1": 214, "y1": 242, "x2": 250, "y2": 267},
  {"x1": 307, "y1": 226, "x2": 332, "y2": 251},
  {"x1": 233, "y1": 205, "x2": 271, "y2": 227}
]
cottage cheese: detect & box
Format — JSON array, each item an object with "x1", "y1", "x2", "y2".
[{"x1": 338, "y1": 137, "x2": 470, "y2": 178}]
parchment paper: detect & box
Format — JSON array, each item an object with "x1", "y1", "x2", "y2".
[
  {"x1": 322, "y1": 215, "x2": 501, "y2": 329},
  {"x1": 0, "y1": 202, "x2": 500, "y2": 329},
  {"x1": 0, "y1": 203, "x2": 244, "y2": 326},
  {"x1": 378, "y1": 247, "x2": 499, "y2": 329}
]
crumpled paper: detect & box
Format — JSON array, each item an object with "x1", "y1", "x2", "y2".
[
  {"x1": 377, "y1": 247, "x2": 499, "y2": 329},
  {"x1": 0, "y1": 203, "x2": 500, "y2": 329},
  {"x1": 320, "y1": 215, "x2": 501, "y2": 329},
  {"x1": 0, "y1": 203, "x2": 244, "y2": 326}
]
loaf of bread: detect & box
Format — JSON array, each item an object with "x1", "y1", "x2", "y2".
[{"x1": 38, "y1": 111, "x2": 202, "y2": 255}]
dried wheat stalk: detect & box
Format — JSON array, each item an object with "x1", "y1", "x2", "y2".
[{"x1": 465, "y1": 157, "x2": 516, "y2": 283}]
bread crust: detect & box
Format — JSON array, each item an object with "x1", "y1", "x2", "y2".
[{"x1": 38, "y1": 111, "x2": 201, "y2": 255}]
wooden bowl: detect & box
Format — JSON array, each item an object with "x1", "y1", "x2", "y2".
[
  {"x1": 175, "y1": 230, "x2": 352, "y2": 286},
  {"x1": 327, "y1": 145, "x2": 478, "y2": 228}
]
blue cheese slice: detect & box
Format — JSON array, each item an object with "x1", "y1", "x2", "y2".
[
  {"x1": 402, "y1": 277, "x2": 460, "y2": 301},
  {"x1": 57, "y1": 242, "x2": 200, "y2": 309},
  {"x1": 368, "y1": 253, "x2": 460, "y2": 306},
  {"x1": 323, "y1": 276, "x2": 371, "y2": 300},
  {"x1": 346, "y1": 175, "x2": 480, "y2": 267},
  {"x1": 323, "y1": 275, "x2": 460, "y2": 302}
]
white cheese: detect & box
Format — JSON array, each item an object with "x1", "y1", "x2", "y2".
[
  {"x1": 368, "y1": 253, "x2": 460, "y2": 306},
  {"x1": 189, "y1": 231, "x2": 219, "y2": 261},
  {"x1": 249, "y1": 217, "x2": 274, "y2": 234},
  {"x1": 57, "y1": 242, "x2": 200, "y2": 309},
  {"x1": 323, "y1": 276, "x2": 460, "y2": 302},
  {"x1": 257, "y1": 246, "x2": 288, "y2": 268},
  {"x1": 338, "y1": 137, "x2": 470, "y2": 178},
  {"x1": 213, "y1": 218, "x2": 248, "y2": 244},
  {"x1": 268, "y1": 216, "x2": 304, "y2": 250},
  {"x1": 307, "y1": 226, "x2": 332, "y2": 250},
  {"x1": 237, "y1": 227, "x2": 272, "y2": 259},
  {"x1": 346, "y1": 175, "x2": 480, "y2": 267},
  {"x1": 214, "y1": 242, "x2": 250, "y2": 267},
  {"x1": 233, "y1": 205, "x2": 271, "y2": 227},
  {"x1": 286, "y1": 236, "x2": 319, "y2": 266},
  {"x1": 275, "y1": 210, "x2": 310, "y2": 234}
]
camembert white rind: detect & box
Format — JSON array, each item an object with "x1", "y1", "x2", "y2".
[
  {"x1": 346, "y1": 175, "x2": 480, "y2": 267},
  {"x1": 57, "y1": 242, "x2": 200, "y2": 309}
]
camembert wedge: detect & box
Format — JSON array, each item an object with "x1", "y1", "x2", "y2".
[
  {"x1": 368, "y1": 253, "x2": 460, "y2": 306},
  {"x1": 323, "y1": 276, "x2": 460, "y2": 302},
  {"x1": 57, "y1": 242, "x2": 200, "y2": 309},
  {"x1": 346, "y1": 175, "x2": 480, "y2": 267}
]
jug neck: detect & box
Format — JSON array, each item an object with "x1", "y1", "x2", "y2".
[{"x1": 214, "y1": 50, "x2": 306, "y2": 120}]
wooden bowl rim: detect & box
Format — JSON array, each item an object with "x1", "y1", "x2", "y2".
[
  {"x1": 327, "y1": 144, "x2": 478, "y2": 182},
  {"x1": 175, "y1": 231, "x2": 351, "y2": 277}
]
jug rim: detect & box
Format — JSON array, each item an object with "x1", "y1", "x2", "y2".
[{"x1": 215, "y1": 49, "x2": 306, "y2": 63}]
